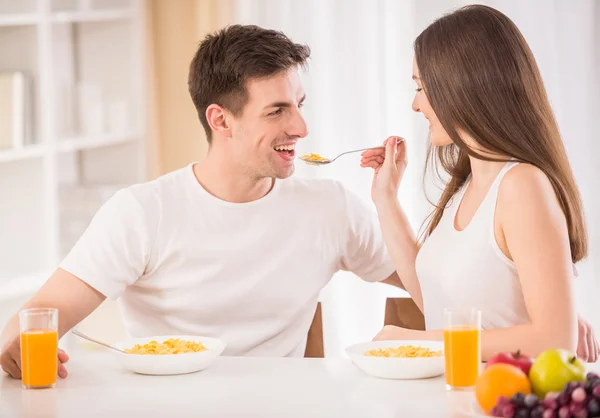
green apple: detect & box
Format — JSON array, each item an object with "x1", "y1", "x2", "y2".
[{"x1": 528, "y1": 348, "x2": 586, "y2": 397}]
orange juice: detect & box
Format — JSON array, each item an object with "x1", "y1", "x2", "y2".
[
  {"x1": 444, "y1": 326, "x2": 480, "y2": 388},
  {"x1": 21, "y1": 329, "x2": 58, "y2": 388}
]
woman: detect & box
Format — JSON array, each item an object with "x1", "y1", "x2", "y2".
[{"x1": 360, "y1": 5, "x2": 598, "y2": 361}]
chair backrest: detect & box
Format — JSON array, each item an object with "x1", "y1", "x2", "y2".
[
  {"x1": 304, "y1": 302, "x2": 324, "y2": 358},
  {"x1": 303, "y1": 297, "x2": 424, "y2": 358},
  {"x1": 384, "y1": 297, "x2": 425, "y2": 330}
]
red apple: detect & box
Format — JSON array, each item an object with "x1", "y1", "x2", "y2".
[{"x1": 486, "y1": 350, "x2": 533, "y2": 375}]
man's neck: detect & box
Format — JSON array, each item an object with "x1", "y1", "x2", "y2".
[{"x1": 193, "y1": 150, "x2": 274, "y2": 203}]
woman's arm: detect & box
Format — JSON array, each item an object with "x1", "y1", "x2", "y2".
[
  {"x1": 376, "y1": 199, "x2": 424, "y2": 312},
  {"x1": 374, "y1": 164, "x2": 578, "y2": 360},
  {"x1": 487, "y1": 163, "x2": 577, "y2": 355},
  {"x1": 361, "y1": 136, "x2": 424, "y2": 312}
]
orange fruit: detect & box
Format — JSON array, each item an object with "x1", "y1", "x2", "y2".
[{"x1": 475, "y1": 363, "x2": 532, "y2": 414}]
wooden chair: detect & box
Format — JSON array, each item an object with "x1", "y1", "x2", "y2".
[
  {"x1": 384, "y1": 297, "x2": 425, "y2": 330},
  {"x1": 303, "y1": 297, "x2": 424, "y2": 358},
  {"x1": 304, "y1": 302, "x2": 324, "y2": 358}
]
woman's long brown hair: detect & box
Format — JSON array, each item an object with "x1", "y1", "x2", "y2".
[{"x1": 415, "y1": 5, "x2": 587, "y2": 263}]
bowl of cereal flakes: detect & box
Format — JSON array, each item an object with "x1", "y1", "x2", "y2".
[
  {"x1": 111, "y1": 335, "x2": 226, "y2": 375},
  {"x1": 345, "y1": 340, "x2": 445, "y2": 380}
]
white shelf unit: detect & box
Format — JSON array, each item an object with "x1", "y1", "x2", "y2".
[
  {"x1": 0, "y1": 0, "x2": 147, "y2": 303},
  {"x1": 0, "y1": 14, "x2": 40, "y2": 27},
  {"x1": 0, "y1": 144, "x2": 45, "y2": 162},
  {"x1": 52, "y1": 8, "x2": 133, "y2": 23}
]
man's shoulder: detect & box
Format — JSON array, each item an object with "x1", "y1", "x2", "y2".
[{"x1": 109, "y1": 164, "x2": 192, "y2": 210}]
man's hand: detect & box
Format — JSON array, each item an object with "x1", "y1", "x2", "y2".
[
  {"x1": 577, "y1": 314, "x2": 599, "y2": 363},
  {"x1": 0, "y1": 269, "x2": 106, "y2": 380},
  {"x1": 1, "y1": 336, "x2": 70, "y2": 379}
]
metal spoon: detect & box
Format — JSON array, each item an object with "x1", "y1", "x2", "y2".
[
  {"x1": 71, "y1": 328, "x2": 127, "y2": 354},
  {"x1": 300, "y1": 145, "x2": 385, "y2": 165}
]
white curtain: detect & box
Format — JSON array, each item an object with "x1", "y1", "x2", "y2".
[{"x1": 233, "y1": 0, "x2": 600, "y2": 356}]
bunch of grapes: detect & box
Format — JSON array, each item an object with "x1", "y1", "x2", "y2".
[{"x1": 490, "y1": 372, "x2": 600, "y2": 418}]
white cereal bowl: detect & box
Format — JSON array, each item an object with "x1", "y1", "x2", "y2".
[
  {"x1": 345, "y1": 340, "x2": 445, "y2": 380},
  {"x1": 111, "y1": 335, "x2": 226, "y2": 376}
]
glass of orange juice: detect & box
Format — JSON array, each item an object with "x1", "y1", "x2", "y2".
[
  {"x1": 443, "y1": 307, "x2": 481, "y2": 391},
  {"x1": 19, "y1": 308, "x2": 59, "y2": 389}
]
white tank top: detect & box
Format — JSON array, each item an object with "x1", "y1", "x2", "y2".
[{"x1": 415, "y1": 161, "x2": 531, "y2": 330}]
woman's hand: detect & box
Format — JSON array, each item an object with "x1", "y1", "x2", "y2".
[
  {"x1": 372, "y1": 325, "x2": 429, "y2": 341},
  {"x1": 373, "y1": 325, "x2": 407, "y2": 341},
  {"x1": 360, "y1": 136, "x2": 407, "y2": 205},
  {"x1": 577, "y1": 314, "x2": 599, "y2": 363}
]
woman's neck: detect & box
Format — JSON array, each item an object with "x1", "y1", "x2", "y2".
[
  {"x1": 468, "y1": 157, "x2": 507, "y2": 190},
  {"x1": 461, "y1": 133, "x2": 511, "y2": 192}
]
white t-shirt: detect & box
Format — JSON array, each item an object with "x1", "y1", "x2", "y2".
[{"x1": 60, "y1": 163, "x2": 395, "y2": 357}]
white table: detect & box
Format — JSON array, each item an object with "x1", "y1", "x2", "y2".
[{"x1": 1, "y1": 349, "x2": 596, "y2": 418}]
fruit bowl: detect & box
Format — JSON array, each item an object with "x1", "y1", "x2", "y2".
[{"x1": 345, "y1": 340, "x2": 445, "y2": 380}]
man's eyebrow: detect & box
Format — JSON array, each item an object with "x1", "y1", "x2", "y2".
[{"x1": 264, "y1": 94, "x2": 307, "y2": 109}]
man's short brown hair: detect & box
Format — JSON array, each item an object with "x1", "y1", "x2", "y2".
[{"x1": 188, "y1": 24, "x2": 311, "y2": 144}]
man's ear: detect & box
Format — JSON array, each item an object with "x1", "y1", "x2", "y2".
[{"x1": 206, "y1": 104, "x2": 232, "y2": 138}]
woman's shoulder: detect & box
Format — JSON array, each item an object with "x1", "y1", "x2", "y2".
[
  {"x1": 499, "y1": 162, "x2": 555, "y2": 200},
  {"x1": 497, "y1": 162, "x2": 565, "y2": 224}
]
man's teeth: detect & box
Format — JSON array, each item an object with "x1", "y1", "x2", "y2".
[{"x1": 274, "y1": 145, "x2": 295, "y2": 151}]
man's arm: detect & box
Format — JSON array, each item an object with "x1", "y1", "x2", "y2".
[
  {"x1": 1, "y1": 188, "x2": 153, "y2": 378},
  {"x1": 0, "y1": 268, "x2": 106, "y2": 378},
  {"x1": 337, "y1": 184, "x2": 405, "y2": 288},
  {"x1": 1, "y1": 268, "x2": 106, "y2": 345},
  {"x1": 380, "y1": 271, "x2": 405, "y2": 290}
]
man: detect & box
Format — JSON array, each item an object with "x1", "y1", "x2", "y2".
[
  {"x1": 0, "y1": 25, "x2": 399, "y2": 379},
  {"x1": 1, "y1": 25, "x2": 596, "y2": 380}
]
